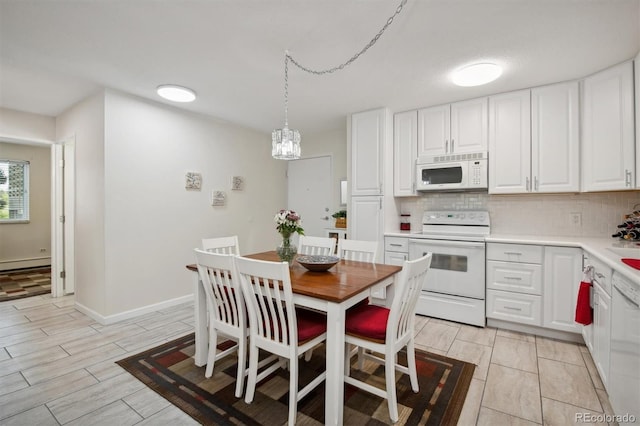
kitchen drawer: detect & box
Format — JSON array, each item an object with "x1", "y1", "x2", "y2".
[
  {"x1": 487, "y1": 260, "x2": 542, "y2": 295},
  {"x1": 487, "y1": 243, "x2": 543, "y2": 264},
  {"x1": 385, "y1": 251, "x2": 407, "y2": 266},
  {"x1": 486, "y1": 289, "x2": 542, "y2": 326},
  {"x1": 385, "y1": 237, "x2": 409, "y2": 253}
]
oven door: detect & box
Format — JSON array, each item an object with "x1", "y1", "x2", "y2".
[
  {"x1": 416, "y1": 161, "x2": 467, "y2": 191},
  {"x1": 409, "y1": 238, "x2": 485, "y2": 299}
]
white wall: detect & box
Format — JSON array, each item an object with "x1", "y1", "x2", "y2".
[
  {"x1": 56, "y1": 92, "x2": 107, "y2": 315},
  {"x1": 95, "y1": 90, "x2": 285, "y2": 317},
  {"x1": 0, "y1": 107, "x2": 55, "y2": 141},
  {"x1": 297, "y1": 125, "x2": 347, "y2": 212},
  {"x1": 0, "y1": 142, "x2": 52, "y2": 270}
]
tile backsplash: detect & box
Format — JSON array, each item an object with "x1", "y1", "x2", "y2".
[{"x1": 399, "y1": 191, "x2": 640, "y2": 237}]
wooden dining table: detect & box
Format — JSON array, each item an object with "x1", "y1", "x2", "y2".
[{"x1": 186, "y1": 250, "x2": 402, "y2": 426}]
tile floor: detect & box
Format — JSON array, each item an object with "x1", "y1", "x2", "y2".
[{"x1": 0, "y1": 294, "x2": 616, "y2": 425}]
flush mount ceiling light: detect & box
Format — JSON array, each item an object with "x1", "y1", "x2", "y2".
[
  {"x1": 452, "y1": 63, "x2": 503, "y2": 87},
  {"x1": 272, "y1": 0, "x2": 408, "y2": 160},
  {"x1": 156, "y1": 85, "x2": 196, "y2": 102}
]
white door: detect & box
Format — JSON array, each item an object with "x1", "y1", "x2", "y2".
[
  {"x1": 287, "y1": 156, "x2": 332, "y2": 238},
  {"x1": 52, "y1": 139, "x2": 75, "y2": 296}
]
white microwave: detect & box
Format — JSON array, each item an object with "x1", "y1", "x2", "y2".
[{"x1": 416, "y1": 153, "x2": 488, "y2": 192}]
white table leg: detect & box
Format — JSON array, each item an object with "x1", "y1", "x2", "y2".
[
  {"x1": 193, "y1": 274, "x2": 208, "y2": 366},
  {"x1": 325, "y1": 302, "x2": 345, "y2": 425}
]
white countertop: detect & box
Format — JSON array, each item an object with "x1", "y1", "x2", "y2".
[{"x1": 384, "y1": 231, "x2": 640, "y2": 284}]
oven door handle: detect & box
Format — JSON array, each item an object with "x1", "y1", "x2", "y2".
[{"x1": 409, "y1": 239, "x2": 485, "y2": 249}]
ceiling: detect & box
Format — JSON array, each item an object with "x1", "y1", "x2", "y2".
[{"x1": 1, "y1": 0, "x2": 639, "y2": 136}]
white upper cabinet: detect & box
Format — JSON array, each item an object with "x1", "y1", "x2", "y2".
[
  {"x1": 393, "y1": 110, "x2": 417, "y2": 196},
  {"x1": 450, "y1": 97, "x2": 489, "y2": 154},
  {"x1": 417, "y1": 97, "x2": 487, "y2": 159},
  {"x1": 489, "y1": 82, "x2": 579, "y2": 194},
  {"x1": 582, "y1": 61, "x2": 635, "y2": 191},
  {"x1": 351, "y1": 108, "x2": 387, "y2": 196},
  {"x1": 489, "y1": 89, "x2": 531, "y2": 194},
  {"x1": 531, "y1": 81, "x2": 580, "y2": 193}
]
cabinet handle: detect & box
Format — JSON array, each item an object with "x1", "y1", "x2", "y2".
[
  {"x1": 625, "y1": 169, "x2": 632, "y2": 187},
  {"x1": 504, "y1": 306, "x2": 523, "y2": 312},
  {"x1": 526, "y1": 177, "x2": 530, "y2": 192},
  {"x1": 504, "y1": 276, "x2": 522, "y2": 281},
  {"x1": 534, "y1": 176, "x2": 539, "y2": 191},
  {"x1": 595, "y1": 272, "x2": 605, "y2": 279},
  {"x1": 445, "y1": 140, "x2": 449, "y2": 153},
  {"x1": 389, "y1": 243, "x2": 402, "y2": 247}
]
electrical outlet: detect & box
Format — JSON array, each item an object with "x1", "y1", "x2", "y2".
[
  {"x1": 570, "y1": 212, "x2": 582, "y2": 227},
  {"x1": 39, "y1": 248, "x2": 47, "y2": 252}
]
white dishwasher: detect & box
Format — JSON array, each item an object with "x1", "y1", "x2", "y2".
[{"x1": 609, "y1": 271, "x2": 640, "y2": 421}]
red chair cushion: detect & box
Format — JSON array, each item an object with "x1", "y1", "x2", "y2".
[
  {"x1": 345, "y1": 303, "x2": 390, "y2": 342},
  {"x1": 295, "y1": 308, "x2": 327, "y2": 343}
]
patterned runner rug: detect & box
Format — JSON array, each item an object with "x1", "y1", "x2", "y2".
[
  {"x1": 117, "y1": 333, "x2": 475, "y2": 425},
  {"x1": 0, "y1": 267, "x2": 51, "y2": 302}
]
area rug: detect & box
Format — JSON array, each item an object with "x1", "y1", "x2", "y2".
[
  {"x1": 0, "y1": 267, "x2": 51, "y2": 302},
  {"x1": 117, "y1": 333, "x2": 475, "y2": 425}
]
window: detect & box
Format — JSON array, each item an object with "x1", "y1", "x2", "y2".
[{"x1": 0, "y1": 160, "x2": 30, "y2": 222}]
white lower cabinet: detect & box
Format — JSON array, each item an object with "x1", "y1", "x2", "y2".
[
  {"x1": 543, "y1": 246, "x2": 583, "y2": 333},
  {"x1": 487, "y1": 243, "x2": 543, "y2": 326},
  {"x1": 385, "y1": 236, "x2": 409, "y2": 266},
  {"x1": 487, "y1": 243, "x2": 583, "y2": 333},
  {"x1": 592, "y1": 281, "x2": 611, "y2": 388}
]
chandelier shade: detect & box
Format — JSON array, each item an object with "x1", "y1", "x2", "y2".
[{"x1": 272, "y1": 126, "x2": 301, "y2": 160}]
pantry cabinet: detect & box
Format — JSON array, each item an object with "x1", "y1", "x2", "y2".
[
  {"x1": 351, "y1": 108, "x2": 387, "y2": 196},
  {"x1": 542, "y1": 246, "x2": 583, "y2": 333},
  {"x1": 393, "y1": 110, "x2": 417, "y2": 196},
  {"x1": 582, "y1": 61, "x2": 635, "y2": 192},
  {"x1": 417, "y1": 97, "x2": 487, "y2": 159}
]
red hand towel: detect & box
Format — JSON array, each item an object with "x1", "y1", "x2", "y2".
[{"x1": 575, "y1": 281, "x2": 593, "y2": 325}]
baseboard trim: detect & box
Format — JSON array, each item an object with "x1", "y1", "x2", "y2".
[
  {"x1": 74, "y1": 294, "x2": 194, "y2": 325},
  {"x1": 487, "y1": 318, "x2": 584, "y2": 344},
  {"x1": 0, "y1": 257, "x2": 51, "y2": 271}
]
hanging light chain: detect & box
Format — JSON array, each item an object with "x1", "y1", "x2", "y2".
[
  {"x1": 286, "y1": 0, "x2": 407, "y2": 76},
  {"x1": 284, "y1": 51, "x2": 290, "y2": 126}
]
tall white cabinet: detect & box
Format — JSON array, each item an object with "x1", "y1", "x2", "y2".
[
  {"x1": 582, "y1": 61, "x2": 635, "y2": 191},
  {"x1": 349, "y1": 108, "x2": 393, "y2": 263}
]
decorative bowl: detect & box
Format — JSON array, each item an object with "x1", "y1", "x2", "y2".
[{"x1": 296, "y1": 255, "x2": 340, "y2": 272}]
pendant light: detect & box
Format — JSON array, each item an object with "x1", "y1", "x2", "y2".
[{"x1": 271, "y1": 0, "x2": 408, "y2": 160}]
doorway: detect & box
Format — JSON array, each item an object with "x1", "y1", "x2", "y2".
[
  {"x1": 287, "y1": 156, "x2": 332, "y2": 238},
  {"x1": 0, "y1": 135, "x2": 74, "y2": 298}
]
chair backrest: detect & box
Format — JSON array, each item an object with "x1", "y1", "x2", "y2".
[
  {"x1": 387, "y1": 253, "x2": 432, "y2": 344},
  {"x1": 194, "y1": 249, "x2": 245, "y2": 334},
  {"x1": 202, "y1": 235, "x2": 240, "y2": 255},
  {"x1": 235, "y1": 256, "x2": 298, "y2": 357},
  {"x1": 298, "y1": 235, "x2": 337, "y2": 256},
  {"x1": 337, "y1": 239, "x2": 378, "y2": 263}
]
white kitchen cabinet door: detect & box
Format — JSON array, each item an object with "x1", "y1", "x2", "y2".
[
  {"x1": 635, "y1": 51, "x2": 640, "y2": 187},
  {"x1": 351, "y1": 108, "x2": 387, "y2": 196},
  {"x1": 593, "y1": 282, "x2": 611, "y2": 388},
  {"x1": 385, "y1": 251, "x2": 407, "y2": 266},
  {"x1": 417, "y1": 104, "x2": 450, "y2": 158},
  {"x1": 350, "y1": 196, "x2": 384, "y2": 263},
  {"x1": 582, "y1": 61, "x2": 635, "y2": 192},
  {"x1": 488, "y1": 90, "x2": 531, "y2": 194},
  {"x1": 393, "y1": 110, "x2": 417, "y2": 196},
  {"x1": 531, "y1": 82, "x2": 580, "y2": 193},
  {"x1": 450, "y1": 97, "x2": 488, "y2": 154},
  {"x1": 542, "y1": 246, "x2": 583, "y2": 333}
]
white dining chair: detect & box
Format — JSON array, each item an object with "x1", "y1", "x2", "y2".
[
  {"x1": 235, "y1": 256, "x2": 327, "y2": 426},
  {"x1": 298, "y1": 235, "x2": 337, "y2": 256},
  {"x1": 343, "y1": 253, "x2": 433, "y2": 422},
  {"x1": 193, "y1": 248, "x2": 247, "y2": 397},
  {"x1": 201, "y1": 235, "x2": 240, "y2": 255},
  {"x1": 337, "y1": 239, "x2": 378, "y2": 263}
]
